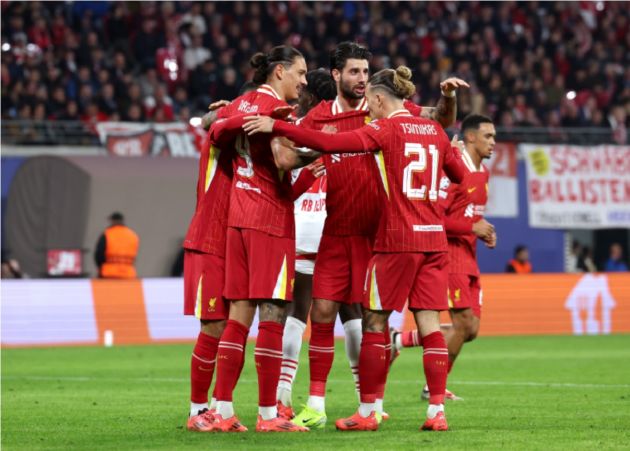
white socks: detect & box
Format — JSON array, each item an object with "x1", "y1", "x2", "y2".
[
  {"x1": 190, "y1": 402, "x2": 208, "y2": 417},
  {"x1": 258, "y1": 405, "x2": 278, "y2": 420},
  {"x1": 277, "y1": 316, "x2": 307, "y2": 405},
  {"x1": 209, "y1": 397, "x2": 217, "y2": 410},
  {"x1": 358, "y1": 402, "x2": 374, "y2": 418},
  {"x1": 306, "y1": 395, "x2": 326, "y2": 413},
  {"x1": 216, "y1": 401, "x2": 234, "y2": 419},
  {"x1": 375, "y1": 398, "x2": 383, "y2": 416},
  {"x1": 343, "y1": 319, "x2": 362, "y2": 398},
  {"x1": 427, "y1": 403, "x2": 444, "y2": 419}
]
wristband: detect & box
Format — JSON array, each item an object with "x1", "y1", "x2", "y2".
[{"x1": 441, "y1": 89, "x2": 456, "y2": 98}]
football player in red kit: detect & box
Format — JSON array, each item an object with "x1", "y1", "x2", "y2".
[
  {"x1": 287, "y1": 42, "x2": 468, "y2": 428},
  {"x1": 208, "y1": 46, "x2": 309, "y2": 433},
  {"x1": 392, "y1": 114, "x2": 497, "y2": 401},
  {"x1": 241, "y1": 66, "x2": 467, "y2": 432}
]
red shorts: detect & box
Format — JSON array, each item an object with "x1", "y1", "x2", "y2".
[
  {"x1": 183, "y1": 250, "x2": 229, "y2": 320},
  {"x1": 224, "y1": 227, "x2": 295, "y2": 301},
  {"x1": 312, "y1": 234, "x2": 373, "y2": 304},
  {"x1": 448, "y1": 274, "x2": 482, "y2": 318},
  {"x1": 364, "y1": 252, "x2": 448, "y2": 312}
]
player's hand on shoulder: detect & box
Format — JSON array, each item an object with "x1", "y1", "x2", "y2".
[
  {"x1": 450, "y1": 134, "x2": 465, "y2": 153},
  {"x1": 439, "y1": 77, "x2": 470, "y2": 95},
  {"x1": 208, "y1": 100, "x2": 230, "y2": 111},
  {"x1": 243, "y1": 115, "x2": 275, "y2": 135},
  {"x1": 270, "y1": 105, "x2": 298, "y2": 119}
]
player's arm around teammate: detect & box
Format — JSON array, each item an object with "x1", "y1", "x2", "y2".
[{"x1": 245, "y1": 66, "x2": 467, "y2": 432}]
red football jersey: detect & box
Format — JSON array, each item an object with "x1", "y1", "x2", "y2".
[
  {"x1": 213, "y1": 85, "x2": 295, "y2": 238},
  {"x1": 272, "y1": 109, "x2": 466, "y2": 253},
  {"x1": 440, "y1": 150, "x2": 490, "y2": 275},
  {"x1": 183, "y1": 130, "x2": 233, "y2": 257},
  {"x1": 299, "y1": 98, "x2": 423, "y2": 237}
]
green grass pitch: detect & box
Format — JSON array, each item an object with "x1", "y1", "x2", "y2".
[{"x1": 2, "y1": 335, "x2": 630, "y2": 450}]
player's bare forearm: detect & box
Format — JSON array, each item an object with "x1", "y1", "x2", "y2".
[
  {"x1": 431, "y1": 95, "x2": 457, "y2": 128},
  {"x1": 271, "y1": 136, "x2": 320, "y2": 170},
  {"x1": 201, "y1": 111, "x2": 218, "y2": 130}
]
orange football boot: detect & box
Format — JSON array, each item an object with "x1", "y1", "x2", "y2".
[
  {"x1": 256, "y1": 415, "x2": 309, "y2": 432},
  {"x1": 211, "y1": 414, "x2": 248, "y2": 432},
  {"x1": 335, "y1": 411, "x2": 379, "y2": 431},
  {"x1": 186, "y1": 409, "x2": 215, "y2": 432},
  {"x1": 277, "y1": 401, "x2": 295, "y2": 420},
  {"x1": 421, "y1": 411, "x2": 448, "y2": 431}
]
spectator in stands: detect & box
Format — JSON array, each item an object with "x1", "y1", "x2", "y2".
[
  {"x1": 506, "y1": 245, "x2": 532, "y2": 274},
  {"x1": 604, "y1": 243, "x2": 629, "y2": 272},
  {"x1": 0, "y1": 0, "x2": 628, "y2": 141},
  {"x1": 94, "y1": 212, "x2": 140, "y2": 279}
]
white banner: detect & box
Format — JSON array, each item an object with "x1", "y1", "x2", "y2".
[
  {"x1": 485, "y1": 142, "x2": 518, "y2": 218},
  {"x1": 522, "y1": 144, "x2": 630, "y2": 229}
]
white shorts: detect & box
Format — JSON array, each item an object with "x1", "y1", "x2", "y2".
[{"x1": 295, "y1": 256, "x2": 316, "y2": 275}]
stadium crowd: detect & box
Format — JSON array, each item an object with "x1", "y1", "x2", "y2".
[{"x1": 1, "y1": 1, "x2": 628, "y2": 142}]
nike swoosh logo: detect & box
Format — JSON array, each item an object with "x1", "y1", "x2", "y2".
[{"x1": 467, "y1": 187, "x2": 476, "y2": 193}]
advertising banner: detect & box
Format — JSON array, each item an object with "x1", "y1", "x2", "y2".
[
  {"x1": 96, "y1": 122, "x2": 204, "y2": 157},
  {"x1": 522, "y1": 144, "x2": 630, "y2": 228}
]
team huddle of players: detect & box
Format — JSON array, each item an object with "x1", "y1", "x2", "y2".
[{"x1": 182, "y1": 41, "x2": 497, "y2": 433}]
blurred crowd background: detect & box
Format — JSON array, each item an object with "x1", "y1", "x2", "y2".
[{"x1": 1, "y1": 1, "x2": 629, "y2": 143}]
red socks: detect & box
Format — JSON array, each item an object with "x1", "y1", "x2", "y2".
[
  {"x1": 422, "y1": 331, "x2": 449, "y2": 405},
  {"x1": 359, "y1": 331, "x2": 386, "y2": 404},
  {"x1": 308, "y1": 322, "x2": 335, "y2": 396},
  {"x1": 401, "y1": 329, "x2": 422, "y2": 347},
  {"x1": 376, "y1": 326, "x2": 391, "y2": 400},
  {"x1": 214, "y1": 320, "x2": 249, "y2": 402},
  {"x1": 190, "y1": 332, "x2": 219, "y2": 404},
  {"x1": 255, "y1": 321, "x2": 284, "y2": 407}
]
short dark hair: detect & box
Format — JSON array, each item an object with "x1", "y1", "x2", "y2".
[
  {"x1": 250, "y1": 46, "x2": 303, "y2": 85},
  {"x1": 330, "y1": 41, "x2": 372, "y2": 72},
  {"x1": 514, "y1": 245, "x2": 527, "y2": 257},
  {"x1": 305, "y1": 69, "x2": 336, "y2": 102},
  {"x1": 461, "y1": 114, "x2": 494, "y2": 134},
  {"x1": 109, "y1": 212, "x2": 124, "y2": 222}
]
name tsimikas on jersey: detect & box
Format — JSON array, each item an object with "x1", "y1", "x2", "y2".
[{"x1": 399, "y1": 123, "x2": 437, "y2": 135}]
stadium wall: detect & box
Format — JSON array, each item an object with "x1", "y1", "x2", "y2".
[{"x1": 2, "y1": 274, "x2": 629, "y2": 347}]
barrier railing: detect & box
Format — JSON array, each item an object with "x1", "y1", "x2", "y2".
[{"x1": 1, "y1": 120, "x2": 623, "y2": 147}]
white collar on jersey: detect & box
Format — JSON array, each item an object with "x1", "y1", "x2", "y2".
[
  {"x1": 387, "y1": 109, "x2": 413, "y2": 119},
  {"x1": 257, "y1": 84, "x2": 282, "y2": 100},
  {"x1": 331, "y1": 96, "x2": 368, "y2": 115},
  {"x1": 461, "y1": 147, "x2": 485, "y2": 172}
]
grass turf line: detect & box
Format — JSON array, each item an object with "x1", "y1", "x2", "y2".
[{"x1": 2, "y1": 335, "x2": 630, "y2": 450}]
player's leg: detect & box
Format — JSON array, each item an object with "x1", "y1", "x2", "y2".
[
  {"x1": 339, "y1": 302, "x2": 362, "y2": 400},
  {"x1": 336, "y1": 253, "x2": 415, "y2": 431},
  {"x1": 212, "y1": 300, "x2": 256, "y2": 431},
  {"x1": 211, "y1": 228, "x2": 253, "y2": 431},
  {"x1": 183, "y1": 250, "x2": 228, "y2": 431},
  {"x1": 339, "y1": 235, "x2": 372, "y2": 405},
  {"x1": 411, "y1": 252, "x2": 450, "y2": 431},
  {"x1": 293, "y1": 235, "x2": 348, "y2": 428},
  {"x1": 303, "y1": 297, "x2": 340, "y2": 412},
  {"x1": 277, "y1": 271, "x2": 312, "y2": 418},
  {"x1": 236, "y1": 229, "x2": 307, "y2": 432}
]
